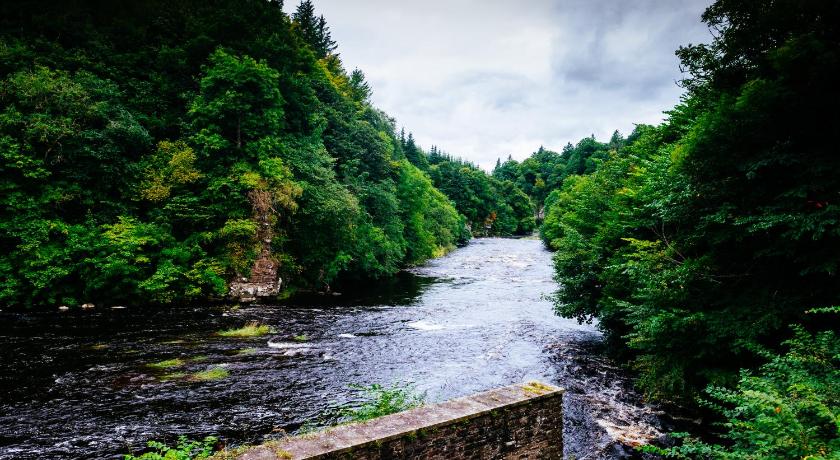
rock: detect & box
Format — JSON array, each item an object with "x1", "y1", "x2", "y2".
[
  {"x1": 228, "y1": 276, "x2": 282, "y2": 302},
  {"x1": 58, "y1": 305, "x2": 70, "y2": 312},
  {"x1": 111, "y1": 305, "x2": 127, "y2": 310},
  {"x1": 81, "y1": 303, "x2": 94, "y2": 310}
]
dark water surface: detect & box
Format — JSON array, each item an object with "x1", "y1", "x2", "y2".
[{"x1": 0, "y1": 238, "x2": 671, "y2": 459}]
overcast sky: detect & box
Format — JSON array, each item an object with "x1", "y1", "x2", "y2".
[{"x1": 292, "y1": 0, "x2": 713, "y2": 170}]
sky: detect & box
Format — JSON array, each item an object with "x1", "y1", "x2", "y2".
[{"x1": 291, "y1": 0, "x2": 713, "y2": 170}]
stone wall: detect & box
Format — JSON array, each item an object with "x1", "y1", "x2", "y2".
[{"x1": 236, "y1": 381, "x2": 563, "y2": 460}]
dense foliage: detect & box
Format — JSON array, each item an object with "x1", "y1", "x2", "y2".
[
  {"x1": 0, "y1": 0, "x2": 531, "y2": 308},
  {"x1": 644, "y1": 321, "x2": 839, "y2": 459},
  {"x1": 537, "y1": 0, "x2": 840, "y2": 454},
  {"x1": 124, "y1": 435, "x2": 217, "y2": 460},
  {"x1": 426, "y1": 146, "x2": 535, "y2": 236},
  {"x1": 493, "y1": 137, "x2": 620, "y2": 211}
]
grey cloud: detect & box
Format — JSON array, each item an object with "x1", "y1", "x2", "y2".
[{"x1": 293, "y1": 0, "x2": 712, "y2": 169}]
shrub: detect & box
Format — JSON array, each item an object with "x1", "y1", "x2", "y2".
[
  {"x1": 341, "y1": 383, "x2": 425, "y2": 423},
  {"x1": 642, "y1": 326, "x2": 839, "y2": 459},
  {"x1": 124, "y1": 435, "x2": 217, "y2": 460}
]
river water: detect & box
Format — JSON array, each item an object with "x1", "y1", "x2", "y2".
[{"x1": 0, "y1": 238, "x2": 673, "y2": 459}]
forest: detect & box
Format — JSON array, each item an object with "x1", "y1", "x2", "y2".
[
  {"x1": 0, "y1": 0, "x2": 535, "y2": 309},
  {"x1": 535, "y1": 0, "x2": 840, "y2": 457}
]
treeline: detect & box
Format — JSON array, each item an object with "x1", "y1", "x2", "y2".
[
  {"x1": 0, "y1": 0, "x2": 531, "y2": 309},
  {"x1": 537, "y1": 0, "x2": 839, "y2": 456},
  {"x1": 424, "y1": 146, "x2": 535, "y2": 236},
  {"x1": 492, "y1": 136, "x2": 622, "y2": 210}
]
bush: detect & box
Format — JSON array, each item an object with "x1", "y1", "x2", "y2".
[
  {"x1": 124, "y1": 436, "x2": 217, "y2": 460},
  {"x1": 642, "y1": 325, "x2": 839, "y2": 459},
  {"x1": 341, "y1": 383, "x2": 425, "y2": 423}
]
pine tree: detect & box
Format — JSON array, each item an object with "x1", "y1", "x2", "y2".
[
  {"x1": 403, "y1": 132, "x2": 428, "y2": 169},
  {"x1": 316, "y1": 15, "x2": 337, "y2": 57},
  {"x1": 349, "y1": 68, "x2": 371, "y2": 102},
  {"x1": 292, "y1": 1, "x2": 335, "y2": 58}
]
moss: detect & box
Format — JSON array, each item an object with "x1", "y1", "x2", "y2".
[
  {"x1": 273, "y1": 449, "x2": 292, "y2": 460},
  {"x1": 191, "y1": 355, "x2": 209, "y2": 362},
  {"x1": 147, "y1": 358, "x2": 184, "y2": 369},
  {"x1": 213, "y1": 442, "x2": 291, "y2": 460},
  {"x1": 234, "y1": 348, "x2": 257, "y2": 355},
  {"x1": 160, "y1": 372, "x2": 187, "y2": 381},
  {"x1": 90, "y1": 343, "x2": 108, "y2": 350},
  {"x1": 207, "y1": 444, "x2": 251, "y2": 460},
  {"x1": 217, "y1": 321, "x2": 271, "y2": 338},
  {"x1": 191, "y1": 367, "x2": 230, "y2": 381},
  {"x1": 292, "y1": 334, "x2": 308, "y2": 342},
  {"x1": 522, "y1": 381, "x2": 553, "y2": 396}
]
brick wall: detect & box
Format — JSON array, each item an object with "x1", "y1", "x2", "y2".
[{"x1": 235, "y1": 382, "x2": 563, "y2": 460}]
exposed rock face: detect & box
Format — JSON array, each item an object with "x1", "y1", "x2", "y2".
[
  {"x1": 229, "y1": 258, "x2": 281, "y2": 302},
  {"x1": 229, "y1": 190, "x2": 282, "y2": 302}
]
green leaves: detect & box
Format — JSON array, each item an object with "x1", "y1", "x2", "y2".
[
  {"x1": 189, "y1": 48, "x2": 284, "y2": 160},
  {"x1": 341, "y1": 383, "x2": 425, "y2": 423},
  {"x1": 644, "y1": 327, "x2": 839, "y2": 459},
  {"x1": 124, "y1": 435, "x2": 218, "y2": 460}
]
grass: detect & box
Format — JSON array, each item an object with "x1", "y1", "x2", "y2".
[
  {"x1": 191, "y1": 367, "x2": 230, "y2": 381},
  {"x1": 217, "y1": 321, "x2": 271, "y2": 338},
  {"x1": 147, "y1": 358, "x2": 185, "y2": 369},
  {"x1": 341, "y1": 383, "x2": 425, "y2": 423}
]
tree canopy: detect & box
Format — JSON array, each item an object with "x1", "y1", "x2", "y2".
[{"x1": 0, "y1": 0, "x2": 532, "y2": 308}]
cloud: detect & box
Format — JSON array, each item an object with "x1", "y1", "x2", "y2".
[{"x1": 293, "y1": 0, "x2": 712, "y2": 170}]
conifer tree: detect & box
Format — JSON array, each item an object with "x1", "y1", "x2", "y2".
[
  {"x1": 292, "y1": 1, "x2": 335, "y2": 58},
  {"x1": 349, "y1": 68, "x2": 371, "y2": 102},
  {"x1": 316, "y1": 15, "x2": 338, "y2": 57}
]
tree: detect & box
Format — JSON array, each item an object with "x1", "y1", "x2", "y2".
[
  {"x1": 349, "y1": 68, "x2": 372, "y2": 102},
  {"x1": 292, "y1": 1, "x2": 336, "y2": 58}
]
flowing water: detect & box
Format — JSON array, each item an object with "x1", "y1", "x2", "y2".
[{"x1": 0, "y1": 238, "x2": 676, "y2": 459}]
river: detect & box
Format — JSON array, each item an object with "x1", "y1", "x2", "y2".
[{"x1": 0, "y1": 238, "x2": 674, "y2": 459}]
